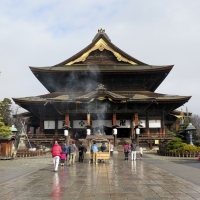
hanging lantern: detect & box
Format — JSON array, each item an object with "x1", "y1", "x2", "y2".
[
  {"x1": 64, "y1": 130, "x2": 68, "y2": 136},
  {"x1": 135, "y1": 128, "x2": 140, "y2": 134},
  {"x1": 87, "y1": 129, "x2": 91, "y2": 135},
  {"x1": 113, "y1": 128, "x2": 117, "y2": 135}
]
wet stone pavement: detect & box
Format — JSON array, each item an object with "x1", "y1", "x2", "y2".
[{"x1": 0, "y1": 153, "x2": 200, "y2": 200}]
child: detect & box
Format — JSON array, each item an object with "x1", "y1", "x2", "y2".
[
  {"x1": 60, "y1": 145, "x2": 66, "y2": 166},
  {"x1": 139, "y1": 147, "x2": 143, "y2": 160}
]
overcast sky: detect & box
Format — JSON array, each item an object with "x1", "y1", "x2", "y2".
[{"x1": 0, "y1": 0, "x2": 200, "y2": 115}]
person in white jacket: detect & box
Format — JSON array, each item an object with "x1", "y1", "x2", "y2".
[{"x1": 139, "y1": 147, "x2": 143, "y2": 160}]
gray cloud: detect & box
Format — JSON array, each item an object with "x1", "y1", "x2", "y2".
[{"x1": 0, "y1": 0, "x2": 200, "y2": 114}]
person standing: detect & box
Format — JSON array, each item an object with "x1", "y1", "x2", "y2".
[
  {"x1": 110, "y1": 142, "x2": 114, "y2": 156},
  {"x1": 100, "y1": 142, "x2": 107, "y2": 152},
  {"x1": 52, "y1": 141, "x2": 62, "y2": 172},
  {"x1": 64, "y1": 143, "x2": 69, "y2": 164},
  {"x1": 123, "y1": 142, "x2": 130, "y2": 160},
  {"x1": 75, "y1": 132, "x2": 79, "y2": 141},
  {"x1": 60, "y1": 144, "x2": 67, "y2": 166},
  {"x1": 78, "y1": 142, "x2": 86, "y2": 162},
  {"x1": 69, "y1": 141, "x2": 77, "y2": 166},
  {"x1": 131, "y1": 141, "x2": 137, "y2": 161},
  {"x1": 139, "y1": 146, "x2": 143, "y2": 160},
  {"x1": 92, "y1": 141, "x2": 98, "y2": 164}
]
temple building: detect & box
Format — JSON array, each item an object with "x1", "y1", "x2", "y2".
[{"x1": 13, "y1": 29, "x2": 191, "y2": 149}]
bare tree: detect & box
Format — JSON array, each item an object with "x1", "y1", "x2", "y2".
[{"x1": 11, "y1": 106, "x2": 30, "y2": 134}]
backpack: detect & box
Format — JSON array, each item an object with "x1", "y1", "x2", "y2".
[
  {"x1": 69, "y1": 144, "x2": 76, "y2": 153},
  {"x1": 62, "y1": 146, "x2": 66, "y2": 153},
  {"x1": 64, "y1": 146, "x2": 69, "y2": 154},
  {"x1": 125, "y1": 145, "x2": 130, "y2": 153}
]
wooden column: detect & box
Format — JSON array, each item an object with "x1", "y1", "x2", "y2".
[
  {"x1": 87, "y1": 113, "x2": 91, "y2": 126},
  {"x1": 149, "y1": 140, "x2": 153, "y2": 150},
  {"x1": 134, "y1": 113, "x2": 138, "y2": 126},
  {"x1": 161, "y1": 111, "x2": 165, "y2": 137},
  {"x1": 134, "y1": 113, "x2": 139, "y2": 146},
  {"x1": 87, "y1": 113, "x2": 91, "y2": 147},
  {"x1": 112, "y1": 113, "x2": 116, "y2": 126},
  {"x1": 65, "y1": 114, "x2": 70, "y2": 145},
  {"x1": 65, "y1": 114, "x2": 69, "y2": 126},
  {"x1": 112, "y1": 113, "x2": 117, "y2": 147},
  {"x1": 146, "y1": 112, "x2": 150, "y2": 137},
  {"x1": 131, "y1": 119, "x2": 134, "y2": 140}
]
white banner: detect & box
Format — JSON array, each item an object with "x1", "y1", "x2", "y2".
[
  {"x1": 149, "y1": 120, "x2": 161, "y2": 128},
  {"x1": 44, "y1": 120, "x2": 70, "y2": 129},
  {"x1": 44, "y1": 121, "x2": 55, "y2": 129},
  {"x1": 139, "y1": 120, "x2": 146, "y2": 128},
  {"x1": 92, "y1": 120, "x2": 112, "y2": 128},
  {"x1": 58, "y1": 120, "x2": 70, "y2": 129},
  {"x1": 73, "y1": 120, "x2": 87, "y2": 128},
  {"x1": 116, "y1": 120, "x2": 131, "y2": 128}
]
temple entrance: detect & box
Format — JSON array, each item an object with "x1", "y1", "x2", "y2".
[
  {"x1": 117, "y1": 128, "x2": 130, "y2": 138},
  {"x1": 93, "y1": 125, "x2": 112, "y2": 135},
  {"x1": 73, "y1": 129, "x2": 87, "y2": 139}
]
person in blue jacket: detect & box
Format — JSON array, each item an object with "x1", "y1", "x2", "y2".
[{"x1": 91, "y1": 141, "x2": 98, "y2": 164}]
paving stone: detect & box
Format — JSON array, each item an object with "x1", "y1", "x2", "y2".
[{"x1": 0, "y1": 153, "x2": 200, "y2": 199}]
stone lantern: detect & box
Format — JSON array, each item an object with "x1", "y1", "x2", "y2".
[{"x1": 185, "y1": 123, "x2": 196, "y2": 145}]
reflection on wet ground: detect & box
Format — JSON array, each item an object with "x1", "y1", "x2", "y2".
[{"x1": 0, "y1": 153, "x2": 200, "y2": 199}]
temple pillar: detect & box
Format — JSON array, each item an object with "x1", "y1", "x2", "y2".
[
  {"x1": 112, "y1": 113, "x2": 117, "y2": 147},
  {"x1": 65, "y1": 114, "x2": 69, "y2": 126},
  {"x1": 112, "y1": 113, "x2": 118, "y2": 154},
  {"x1": 131, "y1": 116, "x2": 135, "y2": 140},
  {"x1": 86, "y1": 111, "x2": 94, "y2": 153},
  {"x1": 146, "y1": 112, "x2": 150, "y2": 137},
  {"x1": 134, "y1": 113, "x2": 139, "y2": 146},
  {"x1": 65, "y1": 114, "x2": 70, "y2": 146},
  {"x1": 135, "y1": 113, "x2": 138, "y2": 126},
  {"x1": 87, "y1": 113, "x2": 91, "y2": 126},
  {"x1": 161, "y1": 111, "x2": 165, "y2": 137},
  {"x1": 149, "y1": 140, "x2": 153, "y2": 150}
]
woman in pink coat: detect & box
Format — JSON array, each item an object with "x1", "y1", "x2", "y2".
[{"x1": 52, "y1": 141, "x2": 62, "y2": 172}]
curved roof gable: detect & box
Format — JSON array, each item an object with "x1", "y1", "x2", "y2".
[{"x1": 53, "y1": 29, "x2": 148, "y2": 67}]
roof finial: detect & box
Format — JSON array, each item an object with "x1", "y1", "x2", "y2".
[
  {"x1": 93, "y1": 28, "x2": 110, "y2": 42},
  {"x1": 98, "y1": 28, "x2": 105, "y2": 33}
]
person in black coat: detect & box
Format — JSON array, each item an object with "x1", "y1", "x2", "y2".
[
  {"x1": 78, "y1": 142, "x2": 86, "y2": 162},
  {"x1": 100, "y1": 142, "x2": 107, "y2": 152}
]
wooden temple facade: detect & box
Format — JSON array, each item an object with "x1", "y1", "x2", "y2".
[{"x1": 13, "y1": 29, "x2": 191, "y2": 148}]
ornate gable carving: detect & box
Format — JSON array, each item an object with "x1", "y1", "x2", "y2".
[{"x1": 66, "y1": 38, "x2": 138, "y2": 66}]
